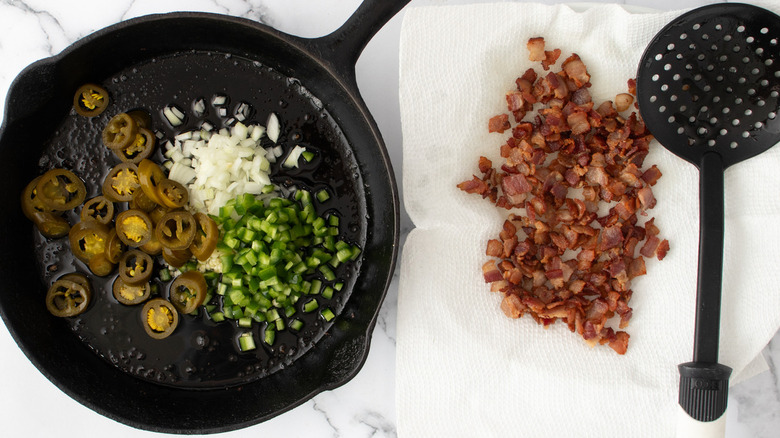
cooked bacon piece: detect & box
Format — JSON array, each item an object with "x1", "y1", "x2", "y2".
[
  {"x1": 567, "y1": 110, "x2": 591, "y2": 135},
  {"x1": 506, "y1": 91, "x2": 526, "y2": 112},
  {"x1": 615, "y1": 93, "x2": 634, "y2": 112},
  {"x1": 499, "y1": 219, "x2": 517, "y2": 241},
  {"x1": 460, "y1": 38, "x2": 668, "y2": 354},
  {"x1": 486, "y1": 239, "x2": 503, "y2": 257},
  {"x1": 457, "y1": 176, "x2": 489, "y2": 195},
  {"x1": 501, "y1": 294, "x2": 526, "y2": 318},
  {"x1": 571, "y1": 88, "x2": 592, "y2": 105},
  {"x1": 489, "y1": 114, "x2": 510, "y2": 133},
  {"x1": 542, "y1": 49, "x2": 562, "y2": 70},
  {"x1": 596, "y1": 100, "x2": 618, "y2": 118},
  {"x1": 656, "y1": 239, "x2": 670, "y2": 260},
  {"x1": 637, "y1": 186, "x2": 656, "y2": 210},
  {"x1": 608, "y1": 331, "x2": 630, "y2": 355},
  {"x1": 627, "y1": 78, "x2": 637, "y2": 96},
  {"x1": 599, "y1": 225, "x2": 624, "y2": 251},
  {"x1": 482, "y1": 260, "x2": 503, "y2": 283},
  {"x1": 639, "y1": 235, "x2": 660, "y2": 258},
  {"x1": 645, "y1": 217, "x2": 660, "y2": 236},
  {"x1": 627, "y1": 257, "x2": 647, "y2": 279},
  {"x1": 550, "y1": 73, "x2": 569, "y2": 100},
  {"x1": 512, "y1": 122, "x2": 534, "y2": 140},
  {"x1": 478, "y1": 156, "x2": 493, "y2": 174},
  {"x1": 641, "y1": 164, "x2": 662, "y2": 186},
  {"x1": 490, "y1": 280, "x2": 509, "y2": 293},
  {"x1": 502, "y1": 173, "x2": 533, "y2": 196},
  {"x1": 562, "y1": 54, "x2": 590, "y2": 88},
  {"x1": 527, "y1": 37, "x2": 546, "y2": 62}
]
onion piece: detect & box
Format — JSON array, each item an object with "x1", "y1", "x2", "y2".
[
  {"x1": 168, "y1": 162, "x2": 196, "y2": 185},
  {"x1": 193, "y1": 98, "x2": 206, "y2": 116},
  {"x1": 283, "y1": 145, "x2": 307, "y2": 168},
  {"x1": 163, "y1": 106, "x2": 183, "y2": 127},
  {"x1": 267, "y1": 113, "x2": 280, "y2": 143},
  {"x1": 250, "y1": 125, "x2": 265, "y2": 141}
]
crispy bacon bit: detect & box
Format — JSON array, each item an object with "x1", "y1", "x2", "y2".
[
  {"x1": 482, "y1": 260, "x2": 503, "y2": 283},
  {"x1": 486, "y1": 239, "x2": 503, "y2": 257},
  {"x1": 507, "y1": 91, "x2": 526, "y2": 112},
  {"x1": 627, "y1": 78, "x2": 637, "y2": 96},
  {"x1": 457, "y1": 176, "x2": 489, "y2": 195},
  {"x1": 501, "y1": 294, "x2": 526, "y2": 318},
  {"x1": 599, "y1": 225, "x2": 624, "y2": 251},
  {"x1": 637, "y1": 186, "x2": 656, "y2": 210},
  {"x1": 527, "y1": 37, "x2": 546, "y2": 62},
  {"x1": 458, "y1": 37, "x2": 669, "y2": 354},
  {"x1": 542, "y1": 49, "x2": 562, "y2": 71},
  {"x1": 656, "y1": 239, "x2": 670, "y2": 261},
  {"x1": 615, "y1": 93, "x2": 634, "y2": 112},
  {"x1": 567, "y1": 110, "x2": 591, "y2": 135},
  {"x1": 502, "y1": 173, "x2": 533, "y2": 196},
  {"x1": 562, "y1": 54, "x2": 590, "y2": 88},
  {"x1": 489, "y1": 114, "x2": 511, "y2": 133},
  {"x1": 641, "y1": 164, "x2": 662, "y2": 186},
  {"x1": 607, "y1": 331, "x2": 630, "y2": 355}
]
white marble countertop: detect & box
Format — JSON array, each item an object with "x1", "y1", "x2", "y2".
[{"x1": 0, "y1": 0, "x2": 778, "y2": 436}]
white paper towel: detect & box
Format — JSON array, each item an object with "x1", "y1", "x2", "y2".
[{"x1": 396, "y1": 2, "x2": 780, "y2": 437}]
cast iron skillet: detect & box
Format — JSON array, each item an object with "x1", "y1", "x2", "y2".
[{"x1": 0, "y1": 0, "x2": 406, "y2": 433}]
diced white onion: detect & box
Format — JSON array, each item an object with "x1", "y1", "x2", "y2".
[
  {"x1": 232, "y1": 122, "x2": 248, "y2": 140},
  {"x1": 283, "y1": 145, "x2": 306, "y2": 168},
  {"x1": 235, "y1": 102, "x2": 251, "y2": 118},
  {"x1": 162, "y1": 122, "x2": 281, "y2": 215},
  {"x1": 250, "y1": 125, "x2": 265, "y2": 142},
  {"x1": 168, "y1": 162, "x2": 196, "y2": 185},
  {"x1": 193, "y1": 98, "x2": 206, "y2": 116},
  {"x1": 212, "y1": 95, "x2": 227, "y2": 106},
  {"x1": 171, "y1": 105, "x2": 185, "y2": 120},
  {"x1": 243, "y1": 181, "x2": 264, "y2": 194},
  {"x1": 182, "y1": 140, "x2": 197, "y2": 157},
  {"x1": 163, "y1": 106, "x2": 183, "y2": 127},
  {"x1": 265, "y1": 148, "x2": 277, "y2": 163},
  {"x1": 170, "y1": 149, "x2": 184, "y2": 163},
  {"x1": 267, "y1": 113, "x2": 280, "y2": 143}
]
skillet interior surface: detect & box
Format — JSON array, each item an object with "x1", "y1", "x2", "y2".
[{"x1": 0, "y1": 12, "x2": 398, "y2": 433}]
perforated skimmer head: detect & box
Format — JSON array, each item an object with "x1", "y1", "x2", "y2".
[{"x1": 636, "y1": 3, "x2": 780, "y2": 168}]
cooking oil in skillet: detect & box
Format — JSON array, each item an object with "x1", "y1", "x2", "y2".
[{"x1": 33, "y1": 50, "x2": 367, "y2": 388}]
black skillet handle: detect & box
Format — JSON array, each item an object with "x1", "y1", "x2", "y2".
[
  {"x1": 677, "y1": 152, "x2": 732, "y2": 430},
  {"x1": 302, "y1": 0, "x2": 411, "y2": 84}
]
